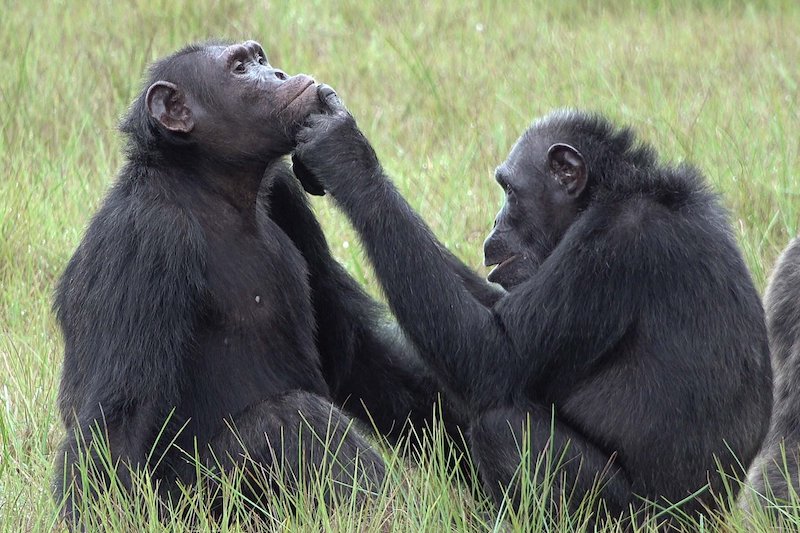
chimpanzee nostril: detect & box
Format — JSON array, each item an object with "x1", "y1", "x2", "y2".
[{"x1": 274, "y1": 70, "x2": 288, "y2": 81}]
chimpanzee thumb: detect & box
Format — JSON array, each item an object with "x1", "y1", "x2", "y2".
[
  {"x1": 317, "y1": 84, "x2": 347, "y2": 116},
  {"x1": 291, "y1": 152, "x2": 326, "y2": 196}
]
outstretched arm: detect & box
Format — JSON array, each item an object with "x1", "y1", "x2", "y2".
[
  {"x1": 265, "y1": 164, "x2": 467, "y2": 441},
  {"x1": 53, "y1": 195, "x2": 206, "y2": 521}
]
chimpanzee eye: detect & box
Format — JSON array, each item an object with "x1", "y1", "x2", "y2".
[
  {"x1": 232, "y1": 60, "x2": 246, "y2": 73},
  {"x1": 257, "y1": 54, "x2": 267, "y2": 65},
  {"x1": 505, "y1": 185, "x2": 519, "y2": 203}
]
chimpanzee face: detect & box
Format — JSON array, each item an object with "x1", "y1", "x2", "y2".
[
  {"x1": 145, "y1": 40, "x2": 322, "y2": 165},
  {"x1": 483, "y1": 129, "x2": 587, "y2": 290}
]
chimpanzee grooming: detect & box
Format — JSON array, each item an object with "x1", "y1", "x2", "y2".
[
  {"x1": 747, "y1": 236, "x2": 800, "y2": 502},
  {"x1": 53, "y1": 41, "x2": 460, "y2": 525},
  {"x1": 292, "y1": 94, "x2": 773, "y2": 519}
]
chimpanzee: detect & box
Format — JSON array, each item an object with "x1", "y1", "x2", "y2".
[
  {"x1": 52, "y1": 41, "x2": 462, "y2": 525},
  {"x1": 747, "y1": 236, "x2": 800, "y2": 502},
  {"x1": 292, "y1": 92, "x2": 773, "y2": 520}
]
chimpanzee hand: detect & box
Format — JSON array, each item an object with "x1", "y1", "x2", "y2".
[{"x1": 292, "y1": 85, "x2": 382, "y2": 197}]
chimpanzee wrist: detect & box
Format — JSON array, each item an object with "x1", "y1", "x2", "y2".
[{"x1": 323, "y1": 158, "x2": 384, "y2": 197}]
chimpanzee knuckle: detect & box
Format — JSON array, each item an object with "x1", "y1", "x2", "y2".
[
  {"x1": 299, "y1": 118, "x2": 319, "y2": 134},
  {"x1": 308, "y1": 116, "x2": 327, "y2": 134},
  {"x1": 295, "y1": 142, "x2": 319, "y2": 164},
  {"x1": 294, "y1": 135, "x2": 310, "y2": 150},
  {"x1": 335, "y1": 111, "x2": 355, "y2": 126},
  {"x1": 324, "y1": 115, "x2": 353, "y2": 139},
  {"x1": 312, "y1": 112, "x2": 331, "y2": 125},
  {"x1": 296, "y1": 124, "x2": 320, "y2": 144}
]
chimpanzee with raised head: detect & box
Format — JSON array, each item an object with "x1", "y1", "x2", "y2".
[
  {"x1": 53, "y1": 41, "x2": 462, "y2": 525},
  {"x1": 292, "y1": 92, "x2": 773, "y2": 521},
  {"x1": 747, "y1": 236, "x2": 800, "y2": 502}
]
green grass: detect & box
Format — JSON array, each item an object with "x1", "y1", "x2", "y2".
[{"x1": 1, "y1": 0, "x2": 798, "y2": 530}]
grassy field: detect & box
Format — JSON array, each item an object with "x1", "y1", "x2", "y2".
[{"x1": 1, "y1": 0, "x2": 799, "y2": 531}]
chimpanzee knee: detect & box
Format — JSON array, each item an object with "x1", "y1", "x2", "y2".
[
  {"x1": 470, "y1": 404, "x2": 631, "y2": 517},
  {"x1": 204, "y1": 390, "x2": 385, "y2": 506}
]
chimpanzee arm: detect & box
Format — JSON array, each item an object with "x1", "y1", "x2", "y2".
[
  {"x1": 265, "y1": 164, "x2": 466, "y2": 441},
  {"x1": 291, "y1": 101, "x2": 643, "y2": 413},
  {"x1": 53, "y1": 190, "x2": 206, "y2": 517},
  {"x1": 292, "y1": 120, "x2": 515, "y2": 411},
  {"x1": 439, "y1": 244, "x2": 506, "y2": 308},
  {"x1": 493, "y1": 206, "x2": 645, "y2": 387},
  {"x1": 281, "y1": 157, "x2": 503, "y2": 309}
]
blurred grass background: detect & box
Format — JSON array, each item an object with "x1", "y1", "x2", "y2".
[{"x1": 1, "y1": 0, "x2": 798, "y2": 531}]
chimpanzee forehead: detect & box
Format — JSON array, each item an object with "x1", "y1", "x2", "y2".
[
  {"x1": 500, "y1": 110, "x2": 606, "y2": 182},
  {"x1": 165, "y1": 44, "x2": 235, "y2": 77},
  {"x1": 163, "y1": 40, "x2": 263, "y2": 66},
  {"x1": 491, "y1": 136, "x2": 540, "y2": 190},
  {"x1": 505, "y1": 128, "x2": 553, "y2": 175},
  {"x1": 208, "y1": 41, "x2": 268, "y2": 59},
  {"x1": 522, "y1": 120, "x2": 571, "y2": 150},
  {"x1": 207, "y1": 44, "x2": 230, "y2": 56}
]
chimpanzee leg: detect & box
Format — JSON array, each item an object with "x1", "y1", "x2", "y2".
[
  {"x1": 469, "y1": 404, "x2": 632, "y2": 518},
  {"x1": 202, "y1": 390, "x2": 385, "y2": 508}
]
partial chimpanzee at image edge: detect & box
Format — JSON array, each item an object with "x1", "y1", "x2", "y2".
[
  {"x1": 292, "y1": 89, "x2": 773, "y2": 522},
  {"x1": 52, "y1": 41, "x2": 464, "y2": 527},
  {"x1": 747, "y1": 236, "x2": 800, "y2": 505}
]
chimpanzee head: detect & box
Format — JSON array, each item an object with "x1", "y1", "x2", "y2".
[
  {"x1": 483, "y1": 111, "x2": 662, "y2": 290},
  {"x1": 483, "y1": 114, "x2": 591, "y2": 290},
  {"x1": 122, "y1": 40, "x2": 322, "y2": 167}
]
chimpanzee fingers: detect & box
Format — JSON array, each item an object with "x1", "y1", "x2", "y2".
[
  {"x1": 291, "y1": 152, "x2": 326, "y2": 196},
  {"x1": 296, "y1": 113, "x2": 336, "y2": 141},
  {"x1": 316, "y1": 84, "x2": 348, "y2": 116}
]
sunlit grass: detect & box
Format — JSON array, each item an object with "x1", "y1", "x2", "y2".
[{"x1": 1, "y1": 0, "x2": 799, "y2": 530}]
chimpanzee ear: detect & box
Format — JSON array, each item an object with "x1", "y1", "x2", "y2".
[
  {"x1": 547, "y1": 143, "x2": 587, "y2": 197},
  {"x1": 145, "y1": 81, "x2": 194, "y2": 133}
]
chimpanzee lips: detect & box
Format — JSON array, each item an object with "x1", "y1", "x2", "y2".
[
  {"x1": 485, "y1": 254, "x2": 517, "y2": 269},
  {"x1": 280, "y1": 77, "x2": 316, "y2": 111},
  {"x1": 486, "y1": 254, "x2": 519, "y2": 282}
]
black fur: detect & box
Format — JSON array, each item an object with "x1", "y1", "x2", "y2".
[
  {"x1": 53, "y1": 43, "x2": 460, "y2": 526},
  {"x1": 293, "y1": 104, "x2": 772, "y2": 520},
  {"x1": 748, "y1": 236, "x2": 800, "y2": 501}
]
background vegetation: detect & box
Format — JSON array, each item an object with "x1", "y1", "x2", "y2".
[{"x1": 1, "y1": 0, "x2": 798, "y2": 530}]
